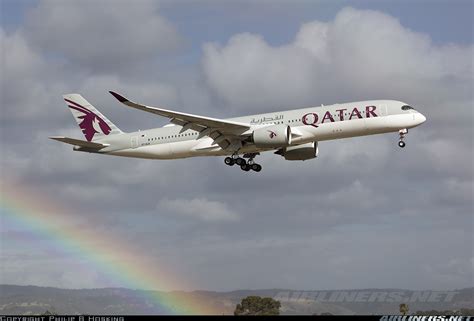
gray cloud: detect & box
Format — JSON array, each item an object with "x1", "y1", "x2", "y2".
[
  {"x1": 0, "y1": 28, "x2": 55, "y2": 121},
  {"x1": 159, "y1": 198, "x2": 239, "y2": 222},
  {"x1": 24, "y1": 0, "x2": 181, "y2": 72}
]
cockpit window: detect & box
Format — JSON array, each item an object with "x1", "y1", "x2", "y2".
[{"x1": 401, "y1": 105, "x2": 414, "y2": 110}]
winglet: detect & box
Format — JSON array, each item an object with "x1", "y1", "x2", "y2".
[{"x1": 109, "y1": 91, "x2": 128, "y2": 103}]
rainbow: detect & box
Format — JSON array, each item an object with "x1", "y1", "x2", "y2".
[{"x1": 0, "y1": 178, "x2": 220, "y2": 314}]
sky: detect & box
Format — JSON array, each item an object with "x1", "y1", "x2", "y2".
[{"x1": 0, "y1": 0, "x2": 473, "y2": 292}]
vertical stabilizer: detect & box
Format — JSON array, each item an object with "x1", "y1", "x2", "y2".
[{"x1": 63, "y1": 94, "x2": 123, "y2": 141}]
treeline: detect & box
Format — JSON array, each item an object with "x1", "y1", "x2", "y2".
[{"x1": 414, "y1": 308, "x2": 474, "y2": 316}]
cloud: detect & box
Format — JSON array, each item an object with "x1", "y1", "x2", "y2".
[
  {"x1": 158, "y1": 198, "x2": 239, "y2": 222},
  {"x1": 202, "y1": 7, "x2": 473, "y2": 113},
  {"x1": 24, "y1": 0, "x2": 181, "y2": 71},
  {"x1": 0, "y1": 28, "x2": 56, "y2": 121},
  {"x1": 203, "y1": 32, "x2": 319, "y2": 111},
  {"x1": 0, "y1": 251, "x2": 101, "y2": 289}
]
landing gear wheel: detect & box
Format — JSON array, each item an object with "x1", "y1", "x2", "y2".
[
  {"x1": 398, "y1": 129, "x2": 408, "y2": 149},
  {"x1": 235, "y1": 158, "x2": 246, "y2": 166},
  {"x1": 251, "y1": 164, "x2": 262, "y2": 172},
  {"x1": 224, "y1": 157, "x2": 235, "y2": 166},
  {"x1": 240, "y1": 164, "x2": 251, "y2": 171}
]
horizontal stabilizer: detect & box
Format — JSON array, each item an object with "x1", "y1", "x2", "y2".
[{"x1": 49, "y1": 136, "x2": 109, "y2": 150}]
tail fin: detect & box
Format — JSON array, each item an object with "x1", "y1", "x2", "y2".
[{"x1": 63, "y1": 93, "x2": 123, "y2": 142}]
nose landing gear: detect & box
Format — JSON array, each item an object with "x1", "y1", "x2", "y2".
[
  {"x1": 398, "y1": 129, "x2": 408, "y2": 148},
  {"x1": 224, "y1": 153, "x2": 262, "y2": 172}
]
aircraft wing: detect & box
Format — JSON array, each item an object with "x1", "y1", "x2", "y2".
[{"x1": 109, "y1": 91, "x2": 250, "y2": 150}]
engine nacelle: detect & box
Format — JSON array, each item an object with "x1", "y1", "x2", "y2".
[
  {"x1": 252, "y1": 124, "x2": 292, "y2": 148},
  {"x1": 280, "y1": 142, "x2": 319, "y2": 161}
]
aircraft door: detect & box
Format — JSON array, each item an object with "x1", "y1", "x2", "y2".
[{"x1": 131, "y1": 136, "x2": 139, "y2": 148}]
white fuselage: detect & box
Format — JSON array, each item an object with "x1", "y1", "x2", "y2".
[{"x1": 89, "y1": 99, "x2": 426, "y2": 159}]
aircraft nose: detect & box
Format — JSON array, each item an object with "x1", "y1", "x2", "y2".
[{"x1": 417, "y1": 112, "x2": 427, "y2": 124}]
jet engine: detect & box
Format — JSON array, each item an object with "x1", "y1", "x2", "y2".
[
  {"x1": 252, "y1": 124, "x2": 292, "y2": 148},
  {"x1": 276, "y1": 142, "x2": 319, "y2": 161}
]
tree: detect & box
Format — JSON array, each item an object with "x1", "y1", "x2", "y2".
[
  {"x1": 42, "y1": 310, "x2": 56, "y2": 316},
  {"x1": 399, "y1": 303, "x2": 409, "y2": 315},
  {"x1": 234, "y1": 296, "x2": 281, "y2": 315}
]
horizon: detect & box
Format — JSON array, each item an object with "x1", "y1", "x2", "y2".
[{"x1": 2, "y1": 283, "x2": 473, "y2": 293}]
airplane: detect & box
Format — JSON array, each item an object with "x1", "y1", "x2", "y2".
[{"x1": 50, "y1": 91, "x2": 426, "y2": 172}]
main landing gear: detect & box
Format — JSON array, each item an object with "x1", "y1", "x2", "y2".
[
  {"x1": 398, "y1": 128, "x2": 408, "y2": 148},
  {"x1": 224, "y1": 153, "x2": 262, "y2": 172}
]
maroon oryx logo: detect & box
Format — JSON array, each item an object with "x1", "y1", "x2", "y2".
[
  {"x1": 65, "y1": 99, "x2": 111, "y2": 141},
  {"x1": 268, "y1": 130, "x2": 277, "y2": 139}
]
